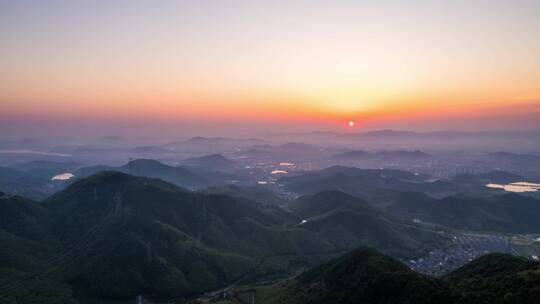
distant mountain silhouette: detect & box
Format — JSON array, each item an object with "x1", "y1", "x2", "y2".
[
  {"x1": 452, "y1": 170, "x2": 524, "y2": 185},
  {"x1": 129, "y1": 145, "x2": 171, "y2": 154},
  {"x1": 13, "y1": 160, "x2": 81, "y2": 172},
  {"x1": 75, "y1": 159, "x2": 215, "y2": 189},
  {"x1": 281, "y1": 129, "x2": 540, "y2": 152},
  {"x1": 280, "y1": 166, "x2": 453, "y2": 198},
  {"x1": 202, "y1": 184, "x2": 285, "y2": 206},
  {"x1": 293, "y1": 129, "x2": 540, "y2": 140},
  {"x1": 279, "y1": 142, "x2": 317, "y2": 151},
  {"x1": 332, "y1": 150, "x2": 369, "y2": 159},
  {"x1": 334, "y1": 150, "x2": 431, "y2": 161},
  {"x1": 0, "y1": 138, "x2": 42, "y2": 150},
  {"x1": 163, "y1": 137, "x2": 263, "y2": 151},
  {"x1": 121, "y1": 159, "x2": 209, "y2": 188},
  {"x1": 183, "y1": 154, "x2": 236, "y2": 171}
]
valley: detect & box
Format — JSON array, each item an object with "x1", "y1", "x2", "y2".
[
  {"x1": 1, "y1": 134, "x2": 540, "y2": 303},
  {"x1": 3, "y1": 2, "x2": 540, "y2": 302}
]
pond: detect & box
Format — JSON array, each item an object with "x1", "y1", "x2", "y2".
[{"x1": 486, "y1": 181, "x2": 540, "y2": 193}]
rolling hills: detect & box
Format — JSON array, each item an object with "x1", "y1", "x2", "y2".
[
  {"x1": 280, "y1": 166, "x2": 458, "y2": 199},
  {"x1": 243, "y1": 247, "x2": 540, "y2": 304},
  {"x1": 290, "y1": 191, "x2": 446, "y2": 257},
  {"x1": 3, "y1": 167, "x2": 540, "y2": 303},
  {"x1": 0, "y1": 171, "x2": 453, "y2": 303},
  {"x1": 75, "y1": 158, "x2": 247, "y2": 190},
  {"x1": 389, "y1": 193, "x2": 540, "y2": 233}
]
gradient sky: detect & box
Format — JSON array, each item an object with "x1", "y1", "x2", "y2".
[{"x1": 1, "y1": 0, "x2": 540, "y2": 137}]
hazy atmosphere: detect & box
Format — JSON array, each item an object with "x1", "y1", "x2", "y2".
[
  {"x1": 2, "y1": 1, "x2": 540, "y2": 304},
  {"x1": 2, "y1": 0, "x2": 540, "y2": 139}
]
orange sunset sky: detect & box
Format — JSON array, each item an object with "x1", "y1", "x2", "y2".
[{"x1": 1, "y1": 0, "x2": 540, "y2": 137}]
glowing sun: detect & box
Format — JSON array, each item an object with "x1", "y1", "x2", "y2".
[{"x1": 348, "y1": 121, "x2": 355, "y2": 127}]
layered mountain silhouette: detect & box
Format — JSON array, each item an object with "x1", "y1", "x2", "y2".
[
  {"x1": 182, "y1": 154, "x2": 237, "y2": 172},
  {"x1": 280, "y1": 166, "x2": 457, "y2": 199},
  {"x1": 0, "y1": 172, "x2": 449, "y2": 302},
  {"x1": 75, "y1": 159, "x2": 233, "y2": 190},
  {"x1": 290, "y1": 191, "x2": 445, "y2": 256},
  {"x1": 2, "y1": 168, "x2": 540, "y2": 303},
  {"x1": 333, "y1": 150, "x2": 431, "y2": 161}
]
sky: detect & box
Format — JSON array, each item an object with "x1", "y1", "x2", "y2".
[{"x1": 1, "y1": 0, "x2": 540, "y2": 138}]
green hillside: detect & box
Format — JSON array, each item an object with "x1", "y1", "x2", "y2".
[
  {"x1": 290, "y1": 191, "x2": 447, "y2": 257},
  {"x1": 390, "y1": 193, "x2": 540, "y2": 233},
  {"x1": 239, "y1": 247, "x2": 540, "y2": 304},
  {"x1": 445, "y1": 253, "x2": 540, "y2": 303},
  {"x1": 0, "y1": 172, "x2": 453, "y2": 303},
  {"x1": 280, "y1": 166, "x2": 460, "y2": 199},
  {"x1": 252, "y1": 247, "x2": 455, "y2": 304}
]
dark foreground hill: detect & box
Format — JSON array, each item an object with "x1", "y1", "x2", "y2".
[
  {"x1": 444, "y1": 253, "x2": 540, "y2": 303},
  {"x1": 265, "y1": 247, "x2": 453, "y2": 304},
  {"x1": 248, "y1": 247, "x2": 540, "y2": 304},
  {"x1": 0, "y1": 192, "x2": 75, "y2": 304},
  {"x1": 1, "y1": 172, "x2": 309, "y2": 303},
  {"x1": 39, "y1": 171, "x2": 330, "y2": 300},
  {"x1": 0, "y1": 172, "x2": 448, "y2": 303}
]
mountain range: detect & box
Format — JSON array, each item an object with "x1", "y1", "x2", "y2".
[
  {"x1": 280, "y1": 166, "x2": 457, "y2": 199},
  {"x1": 389, "y1": 192, "x2": 540, "y2": 233},
  {"x1": 0, "y1": 171, "x2": 450, "y2": 303},
  {"x1": 75, "y1": 158, "x2": 240, "y2": 190},
  {"x1": 2, "y1": 163, "x2": 540, "y2": 303}
]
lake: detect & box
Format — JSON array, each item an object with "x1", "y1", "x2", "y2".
[{"x1": 486, "y1": 181, "x2": 540, "y2": 193}]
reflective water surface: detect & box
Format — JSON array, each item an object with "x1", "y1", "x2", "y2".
[{"x1": 486, "y1": 181, "x2": 540, "y2": 193}]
